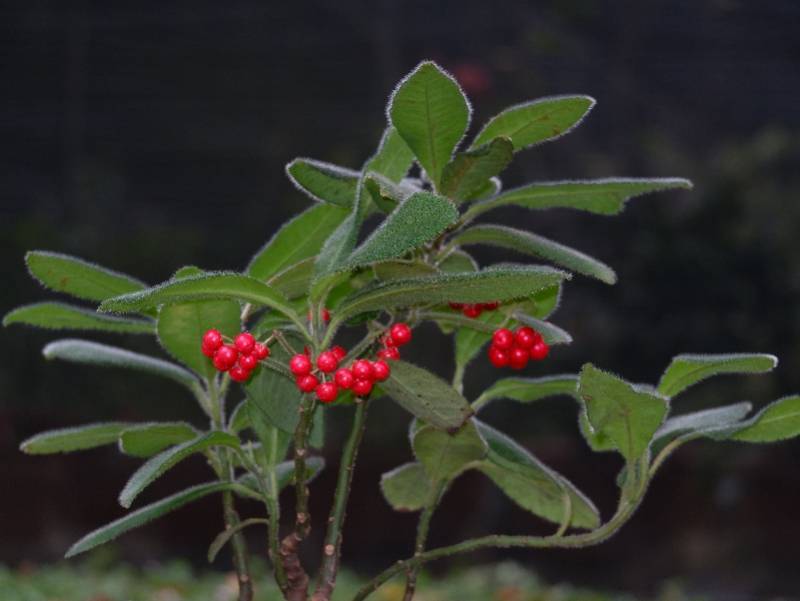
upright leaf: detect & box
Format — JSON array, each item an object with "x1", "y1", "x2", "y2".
[
  {"x1": 657, "y1": 353, "x2": 778, "y2": 398},
  {"x1": 413, "y1": 420, "x2": 488, "y2": 481},
  {"x1": 474, "y1": 375, "x2": 579, "y2": 410},
  {"x1": 3, "y1": 302, "x2": 154, "y2": 334},
  {"x1": 246, "y1": 363, "x2": 304, "y2": 436},
  {"x1": 367, "y1": 126, "x2": 415, "y2": 183},
  {"x1": 286, "y1": 159, "x2": 360, "y2": 208},
  {"x1": 380, "y1": 462, "x2": 433, "y2": 512},
  {"x1": 441, "y1": 137, "x2": 514, "y2": 201},
  {"x1": 20, "y1": 423, "x2": 130, "y2": 455},
  {"x1": 389, "y1": 61, "x2": 471, "y2": 187},
  {"x1": 119, "y1": 422, "x2": 199, "y2": 458}
]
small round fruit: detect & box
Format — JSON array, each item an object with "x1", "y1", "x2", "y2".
[
  {"x1": 352, "y1": 378, "x2": 373, "y2": 397},
  {"x1": 377, "y1": 347, "x2": 400, "y2": 361},
  {"x1": 389, "y1": 323, "x2": 412, "y2": 346},
  {"x1": 492, "y1": 328, "x2": 514, "y2": 350},
  {"x1": 252, "y1": 342, "x2": 269, "y2": 360},
  {"x1": 213, "y1": 345, "x2": 238, "y2": 371},
  {"x1": 372, "y1": 360, "x2": 391, "y2": 382},
  {"x1": 322, "y1": 308, "x2": 331, "y2": 322},
  {"x1": 239, "y1": 353, "x2": 258, "y2": 371},
  {"x1": 201, "y1": 341, "x2": 217, "y2": 358},
  {"x1": 234, "y1": 332, "x2": 256, "y2": 354},
  {"x1": 296, "y1": 374, "x2": 319, "y2": 393},
  {"x1": 488, "y1": 345, "x2": 510, "y2": 368},
  {"x1": 289, "y1": 353, "x2": 313, "y2": 376},
  {"x1": 316, "y1": 382, "x2": 338, "y2": 403},
  {"x1": 462, "y1": 304, "x2": 482, "y2": 318},
  {"x1": 351, "y1": 359, "x2": 374, "y2": 380},
  {"x1": 509, "y1": 347, "x2": 530, "y2": 370},
  {"x1": 317, "y1": 351, "x2": 339, "y2": 373},
  {"x1": 202, "y1": 329, "x2": 223, "y2": 350},
  {"x1": 514, "y1": 326, "x2": 538, "y2": 349},
  {"x1": 383, "y1": 334, "x2": 396, "y2": 348},
  {"x1": 229, "y1": 365, "x2": 251, "y2": 382},
  {"x1": 530, "y1": 341, "x2": 550, "y2": 361},
  {"x1": 331, "y1": 345, "x2": 347, "y2": 361},
  {"x1": 334, "y1": 368, "x2": 354, "y2": 389}
]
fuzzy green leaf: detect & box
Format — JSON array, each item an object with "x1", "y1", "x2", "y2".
[
  {"x1": 66, "y1": 481, "x2": 235, "y2": 558},
  {"x1": 652, "y1": 403, "x2": 752, "y2": 449},
  {"x1": 367, "y1": 127, "x2": 415, "y2": 183},
  {"x1": 3, "y1": 302, "x2": 154, "y2": 334},
  {"x1": 437, "y1": 250, "x2": 478, "y2": 273},
  {"x1": 578, "y1": 364, "x2": 669, "y2": 462},
  {"x1": 728, "y1": 396, "x2": 800, "y2": 443},
  {"x1": 119, "y1": 422, "x2": 199, "y2": 458},
  {"x1": 380, "y1": 462, "x2": 433, "y2": 512},
  {"x1": 267, "y1": 258, "x2": 315, "y2": 299},
  {"x1": 373, "y1": 260, "x2": 438, "y2": 282},
  {"x1": 441, "y1": 137, "x2": 514, "y2": 202},
  {"x1": 657, "y1": 353, "x2": 778, "y2": 398},
  {"x1": 474, "y1": 375, "x2": 579, "y2": 410},
  {"x1": 471, "y1": 95, "x2": 595, "y2": 151},
  {"x1": 380, "y1": 360, "x2": 474, "y2": 430},
  {"x1": 25, "y1": 251, "x2": 146, "y2": 302},
  {"x1": 286, "y1": 159, "x2": 360, "y2": 208},
  {"x1": 413, "y1": 420, "x2": 487, "y2": 481},
  {"x1": 389, "y1": 61, "x2": 471, "y2": 188},
  {"x1": 20, "y1": 422, "x2": 130, "y2": 455},
  {"x1": 119, "y1": 431, "x2": 240, "y2": 508},
  {"x1": 513, "y1": 312, "x2": 573, "y2": 346},
  {"x1": 453, "y1": 224, "x2": 617, "y2": 284}
]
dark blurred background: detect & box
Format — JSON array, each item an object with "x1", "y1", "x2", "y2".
[{"x1": 2, "y1": 1, "x2": 799, "y2": 599}]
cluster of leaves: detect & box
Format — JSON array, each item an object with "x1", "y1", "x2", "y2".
[{"x1": 5, "y1": 61, "x2": 799, "y2": 601}]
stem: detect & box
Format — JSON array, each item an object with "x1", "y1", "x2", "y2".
[
  {"x1": 402, "y1": 480, "x2": 446, "y2": 601},
  {"x1": 313, "y1": 400, "x2": 370, "y2": 600}
]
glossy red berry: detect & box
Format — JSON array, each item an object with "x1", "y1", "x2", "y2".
[
  {"x1": 372, "y1": 360, "x2": 391, "y2": 382},
  {"x1": 334, "y1": 368, "x2": 354, "y2": 389},
  {"x1": 252, "y1": 343, "x2": 269, "y2": 360},
  {"x1": 488, "y1": 345, "x2": 510, "y2": 368},
  {"x1": 352, "y1": 378, "x2": 373, "y2": 397},
  {"x1": 202, "y1": 329, "x2": 223, "y2": 351},
  {"x1": 213, "y1": 345, "x2": 238, "y2": 371},
  {"x1": 296, "y1": 374, "x2": 319, "y2": 393},
  {"x1": 389, "y1": 323, "x2": 412, "y2": 346},
  {"x1": 352, "y1": 359, "x2": 374, "y2": 380},
  {"x1": 229, "y1": 365, "x2": 251, "y2": 382},
  {"x1": 239, "y1": 353, "x2": 258, "y2": 371},
  {"x1": 234, "y1": 332, "x2": 256, "y2": 354},
  {"x1": 514, "y1": 327, "x2": 539, "y2": 349},
  {"x1": 448, "y1": 301, "x2": 464, "y2": 310},
  {"x1": 383, "y1": 334, "x2": 396, "y2": 348},
  {"x1": 289, "y1": 353, "x2": 312, "y2": 376},
  {"x1": 530, "y1": 341, "x2": 550, "y2": 361},
  {"x1": 331, "y1": 345, "x2": 347, "y2": 361},
  {"x1": 317, "y1": 351, "x2": 339, "y2": 373},
  {"x1": 377, "y1": 347, "x2": 401, "y2": 361},
  {"x1": 492, "y1": 328, "x2": 514, "y2": 350},
  {"x1": 462, "y1": 304, "x2": 483, "y2": 318},
  {"x1": 201, "y1": 341, "x2": 217, "y2": 358},
  {"x1": 316, "y1": 382, "x2": 338, "y2": 403},
  {"x1": 509, "y1": 347, "x2": 530, "y2": 370},
  {"x1": 322, "y1": 308, "x2": 331, "y2": 322}
]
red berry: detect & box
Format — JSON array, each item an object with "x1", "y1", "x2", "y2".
[
  {"x1": 331, "y1": 345, "x2": 347, "y2": 361},
  {"x1": 213, "y1": 345, "x2": 238, "y2": 371},
  {"x1": 322, "y1": 308, "x2": 331, "y2": 322},
  {"x1": 351, "y1": 359, "x2": 375, "y2": 380},
  {"x1": 389, "y1": 323, "x2": 412, "y2": 346},
  {"x1": 514, "y1": 327, "x2": 538, "y2": 349},
  {"x1": 234, "y1": 332, "x2": 256, "y2": 354},
  {"x1": 372, "y1": 360, "x2": 391, "y2": 382},
  {"x1": 488, "y1": 345, "x2": 510, "y2": 368},
  {"x1": 482, "y1": 301, "x2": 500, "y2": 311},
  {"x1": 289, "y1": 353, "x2": 312, "y2": 376},
  {"x1": 201, "y1": 341, "x2": 217, "y2": 358},
  {"x1": 509, "y1": 347, "x2": 530, "y2": 370},
  {"x1": 377, "y1": 347, "x2": 401, "y2": 361},
  {"x1": 383, "y1": 334, "x2": 396, "y2": 348},
  {"x1": 316, "y1": 382, "x2": 338, "y2": 403},
  {"x1": 334, "y1": 368, "x2": 354, "y2": 389},
  {"x1": 449, "y1": 302, "x2": 464, "y2": 310},
  {"x1": 317, "y1": 351, "x2": 339, "y2": 373},
  {"x1": 462, "y1": 304, "x2": 483, "y2": 318},
  {"x1": 530, "y1": 341, "x2": 550, "y2": 361},
  {"x1": 229, "y1": 365, "x2": 251, "y2": 382},
  {"x1": 239, "y1": 353, "x2": 258, "y2": 371},
  {"x1": 352, "y1": 378, "x2": 373, "y2": 397},
  {"x1": 492, "y1": 328, "x2": 514, "y2": 350},
  {"x1": 202, "y1": 329, "x2": 223, "y2": 351},
  {"x1": 296, "y1": 374, "x2": 319, "y2": 393},
  {"x1": 252, "y1": 343, "x2": 269, "y2": 360}
]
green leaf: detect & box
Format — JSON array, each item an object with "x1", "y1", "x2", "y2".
[
  {"x1": 341, "y1": 192, "x2": 458, "y2": 271},
  {"x1": 286, "y1": 159, "x2": 360, "y2": 208},
  {"x1": 437, "y1": 250, "x2": 478, "y2": 273},
  {"x1": 657, "y1": 353, "x2": 778, "y2": 398},
  {"x1": 373, "y1": 260, "x2": 439, "y2": 282},
  {"x1": 467, "y1": 176, "x2": 502, "y2": 201},
  {"x1": 366, "y1": 126, "x2": 415, "y2": 183},
  {"x1": 389, "y1": 61, "x2": 471, "y2": 188},
  {"x1": 119, "y1": 422, "x2": 199, "y2": 458},
  {"x1": 470, "y1": 95, "x2": 595, "y2": 151},
  {"x1": 475, "y1": 420, "x2": 600, "y2": 529},
  {"x1": 441, "y1": 137, "x2": 513, "y2": 202},
  {"x1": 380, "y1": 462, "x2": 433, "y2": 512},
  {"x1": 66, "y1": 482, "x2": 235, "y2": 558},
  {"x1": 119, "y1": 431, "x2": 240, "y2": 508},
  {"x1": 267, "y1": 258, "x2": 316, "y2": 299},
  {"x1": 42, "y1": 339, "x2": 200, "y2": 391},
  {"x1": 3, "y1": 302, "x2": 154, "y2": 334},
  {"x1": 274, "y1": 456, "x2": 325, "y2": 489},
  {"x1": 380, "y1": 360, "x2": 474, "y2": 430},
  {"x1": 245, "y1": 342, "x2": 304, "y2": 436},
  {"x1": 208, "y1": 518, "x2": 270, "y2": 563},
  {"x1": 578, "y1": 364, "x2": 669, "y2": 462},
  {"x1": 25, "y1": 251, "x2": 146, "y2": 302},
  {"x1": 246, "y1": 401, "x2": 292, "y2": 472},
  {"x1": 363, "y1": 172, "x2": 420, "y2": 214},
  {"x1": 248, "y1": 203, "x2": 348, "y2": 282},
  {"x1": 512, "y1": 313, "x2": 573, "y2": 346},
  {"x1": 652, "y1": 402, "x2": 752, "y2": 449},
  {"x1": 728, "y1": 396, "x2": 800, "y2": 443},
  {"x1": 474, "y1": 375, "x2": 579, "y2": 410},
  {"x1": 467, "y1": 178, "x2": 693, "y2": 220},
  {"x1": 312, "y1": 205, "x2": 363, "y2": 284},
  {"x1": 20, "y1": 423, "x2": 130, "y2": 455},
  {"x1": 333, "y1": 266, "x2": 569, "y2": 325},
  {"x1": 413, "y1": 420, "x2": 487, "y2": 482},
  {"x1": 452, "y1": 224, "x2": 617, "y2": 284}
]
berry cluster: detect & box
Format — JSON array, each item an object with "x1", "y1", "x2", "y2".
[
  {"x1": 449, "y1": 301, "x2": 500, "y2": 318},
  {"x1": 201, "y1": 330, "x2": 270, "y2": 382},
  {"x1": 487, "y1": 326, "x2": 549, "y2": 370}
]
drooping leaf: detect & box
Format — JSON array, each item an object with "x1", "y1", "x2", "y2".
[
  {"x1": 578, "y1": 364, "x2": 669, "y2": 462},
  {"x1": 474, "y1": 375, "x2": 579, "y2": 410},
  {"x1": 208, "y1": 518, "x2": 270, "y2": 563},
  {"x1": 20, "y1": 422, "x2": 130, "y2": 455},
  {"x1": 651, "y1": 402, "x2": 753, "y2": 451},
  {"x1": 66, "y1": 482, "x2": 235, "y2": 558},
  {"x1": 389, "y1": 61, "x2": 471, "y2": 188},
  {"x1": 42, "y1": 339, "x2": 200, "y2": 391},
  {"x1": 466, "y1": 178, "x2": 693, "y2": 220},
  {"x1": 119, "y1": 431, "x2": 240, "y2": 508},
  {"x1": 247, "y1": 203, "x2": 348, "y2": 282},
  {"x1": 413, "y1": 419, "x2": 487, "y2": 481},
  {"x1": 470, "y1": 95, "x2": 595, "y2": 151},
  {"x1": 380, "y1": 360, "x2": 474, "y2": 430},
  {"x1": 25, "y1": 251, "x2": 146, "y2": 302},
  {"x1": 286, "y1": 158, "x2": 360, "y2": 208},
  {"x1": 366, "y1": 126, "x2": 415, "y2": 183},
  {"x1": 728, "y1": 396, "x2": 800, "y2": 443},
  {"x1": 657, "y1": 353, "x2": 778, "y2": 398},
  {"x1": 119, "y1": 422, "x2": 199, "y2": 458},
  {"x1": 380, "y1": 462, "x2": 433, "y2": 512},
  {"x1": 3, "y1": 302, "x2": 154, "y2": 334},
  {"x1": 475, "y1": 420, "x2": 600, "y2": 529},
  {"x1": 512, "y1": 312, "x2": 573, "y2": 346},
  {"x1": 452, "y1": 224, "x2": 617, "y2": 284},
  {"x1": 441, "y1": 137, "x2": 514, "y2": 202}
]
